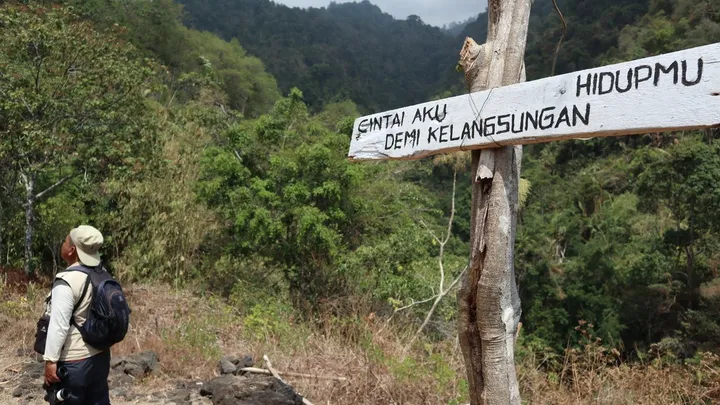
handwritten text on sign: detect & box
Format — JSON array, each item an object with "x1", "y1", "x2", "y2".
[{"x1": 348, "y1": 43, "x2": 720, "y2": 161}]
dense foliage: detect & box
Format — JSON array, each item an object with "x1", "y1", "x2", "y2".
[
  {"x1": 176, "y1": 0, "x2": 464, "y2": 112},
  {"x1": 66, "y1": 0, "x2": 281, "y2": 117},
  {"x1": 2, "y1": 0, "x2": 720, "y2": 373},
  {"x1": 0, "y1": 4, "x2": 160, "y2": 274}
]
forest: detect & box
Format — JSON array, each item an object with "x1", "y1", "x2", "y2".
[{"x1": 1, "y1": 0, "x2": 720, "y2": 403}]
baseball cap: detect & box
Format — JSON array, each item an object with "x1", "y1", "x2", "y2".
[{"x1": 70, "y1": 225, "x2": 104, "y2": 267}]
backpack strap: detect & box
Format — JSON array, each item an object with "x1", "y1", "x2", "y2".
[
  {"x1": 70, "y1": 276, "x2": 92, "y2": 329},
  {"x1": 63, "y1": 266, "x2": 94, "y2": 328}
]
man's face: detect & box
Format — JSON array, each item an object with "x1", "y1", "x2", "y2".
[{"x1": 60, "y1": 234, "x2": 77, "y2": 264}]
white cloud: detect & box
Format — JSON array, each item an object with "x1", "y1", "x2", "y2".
[{"x1": 272, "y1": 0, "x2": 487, "y2": 27}]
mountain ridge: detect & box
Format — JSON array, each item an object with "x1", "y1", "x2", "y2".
[{"x1": 177, "y1": 0, "x2": 466, "y2": 112}]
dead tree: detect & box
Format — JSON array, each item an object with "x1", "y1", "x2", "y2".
[{"x1": 456, "y1": 0, "x2": 532, "y2": 404}]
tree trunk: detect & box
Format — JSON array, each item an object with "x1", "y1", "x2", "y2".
[
  {"x1": 457, "y1": 1, "x2": 532, "y2": 404},
  {"x1": 21, "y1": 172, "x2": 36, "y2": 275}
]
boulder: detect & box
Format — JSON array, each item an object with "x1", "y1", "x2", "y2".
[
  {"x1": 236, "y1": 355, "x2": 254, "y2": 369},
  {"x1": 111, "y1": 350, "x2": 159, "y2": 379},
  {"x1": 169, "y1": 388, "x2": 192, "y2": 403},
  {"x1": 108, "y1": 372, "x2": 135, "y2": 388},
  {"x1": 218, "y1": 360, "x2": 237, "y2": 376},
  {"x1": 218, "y1": 354, "x2": 254, "y2": 376},
  {"x1": 200, "y1": 374, "x2": 304, "y2": 405}
]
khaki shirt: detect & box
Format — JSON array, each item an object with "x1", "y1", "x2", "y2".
[{"x1": 43, "y1": 268, "x2": 102, "y2": 361}]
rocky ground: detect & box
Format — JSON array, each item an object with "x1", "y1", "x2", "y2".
[{"x1": 0, "y1": 350, "x2": 306, "y2": 405}]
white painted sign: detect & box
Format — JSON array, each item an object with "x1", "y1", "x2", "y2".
[{"x1": 348, "y1": 43, "x2": 720, "y2": 161}]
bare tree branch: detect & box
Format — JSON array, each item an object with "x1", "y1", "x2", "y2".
[
  {"x1": 550, "y1": 0, "x2": 567, "y2": 76},
  {"x1": 19, "y1": 96, "x2": 35, "y2": 118},
  {"x1": 405, "y1": 266, "x2": 467, "y2": 351},
  {"x1": 239, "y1": 367, "x2": 347, "y2": 381},
  {"x1": 378, "y1": 294, "x2": 440, "y2": 334},
  {"x1": 34, "y1": 174, "x2": 73, "y2": 201},
  {"x1": 385, "y1": 170, "x2": 465, "y2": 351}
]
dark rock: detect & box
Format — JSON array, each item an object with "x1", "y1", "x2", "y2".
[
  {"x1": 221, "y1": 354, "x2": 254, "y2": 369},
  {"x1": 111, "y1": 351, "x2": 159, "y2": 379},
  {"x1": 125, "y1": 364, "x2": 145, "y2": 379},
  {"x1": 110, "y1": 356, "x2": 124, "y2": 369},
  {"x1": 199, "y1": 375, "x2": 245, "y2": 397},
  {"x1": 169, "y1": 389, "x2": 192, "y2": 404},
  {"x1": 12, "y1": 378, "x2": 37, "y2": 398},
  {"x1": 220, "y1": 355, "x2": 240, "y2": 365},
  {"x1": 108, "y1": 372, "x2": 134, "y2": 388},
  {"x1": 237, "y1": 355, "x2": 254, "y2": 369},
  {"x1": 219, "y1": 360, "x2": 237, "y2": 375},
  {"x1": 220, "y1": 354, "x2": 254, "y2": 376},
  {"x1": 201, "y1": 374, "x2": 304, "y2": 405}
]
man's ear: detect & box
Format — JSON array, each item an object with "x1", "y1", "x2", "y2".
[{"x1": 68, "y1": 244, "x2": 76, "y2": 257}]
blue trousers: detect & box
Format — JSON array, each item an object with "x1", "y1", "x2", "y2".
[{"x1": 56, "y1": 351, "x2": 111, "y2": 405}]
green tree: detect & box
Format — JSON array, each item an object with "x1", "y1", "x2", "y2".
[
  {"x1": 196, "y1": 89, "x2": 350, "y2": 302},
  {"x1": 0, "y1": 4, "x2": 158, "y2": 274},
  {"x1": 633, "y1": 138, "x2": 720, "y2": 310},
  {"x1": 65, "y1": 0, "x2": 280, "y2": 118},
  {"x1": 183, "y1": 31, "x2": 280, "y2": 116}
]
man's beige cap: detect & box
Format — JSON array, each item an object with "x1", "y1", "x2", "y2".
[{"x1": 70, "y1": 225, "x2": 104, "y2": 267}]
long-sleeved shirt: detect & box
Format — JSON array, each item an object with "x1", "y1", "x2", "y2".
[
  {"x1": 43, "y1": 281, "x2": 74, "y2": 362},
  {"x1": 42, "y1": 266, "x2": 101, "y2": 362}
]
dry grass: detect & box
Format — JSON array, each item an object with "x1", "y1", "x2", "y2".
[{"x1": 2, "y1": 277, "x2": 719, "y2": 405}]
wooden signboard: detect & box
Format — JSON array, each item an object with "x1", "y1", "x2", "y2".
[{"x1": 348, "y1": 43, "x2": 720, "y2": 161}]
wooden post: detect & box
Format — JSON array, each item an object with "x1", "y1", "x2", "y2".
[{"x1": 456, "y1": 1, "x2": 532, "y2": 404}]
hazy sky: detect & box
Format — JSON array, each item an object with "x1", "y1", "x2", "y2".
[{"x1": 272, "y1": 0, "x2": 488, "y2": 27}]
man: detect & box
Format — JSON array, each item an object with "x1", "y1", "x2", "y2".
[{"x1": 43, "y1": 225, "x2": 111, "y2": 405}]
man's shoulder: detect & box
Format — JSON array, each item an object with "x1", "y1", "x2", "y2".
[{"x1": 56, "y1": 267, "x2": 90, "y2": 287}]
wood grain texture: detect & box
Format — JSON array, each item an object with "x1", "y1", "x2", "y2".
[
  {"x1": 349, "y1": 43, "x2": 720, "y2": 162},
  {"x1": 457, "y1": 0, "x2": 531, "y2": 404}
]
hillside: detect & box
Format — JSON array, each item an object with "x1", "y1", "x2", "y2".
[
  {"x1": 2, "y1": 279, "x2": 720, "y2": 405},
  {"x1": 177, "y1": 0, "x2": 720, "y2": 111},
  {"x1": 173, "y1": 0, "x2": 664, "y2": 112},
  {"x1": 177, "y1": 0, "x2": 464, "y2": 112},
  {"x1": 442, "y1": 15, "x2": 478, "y2": 36}
]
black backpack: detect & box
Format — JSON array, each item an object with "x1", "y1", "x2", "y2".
[{"x1": 70, "y1": 264, "x2": 131, "y2": 351}]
